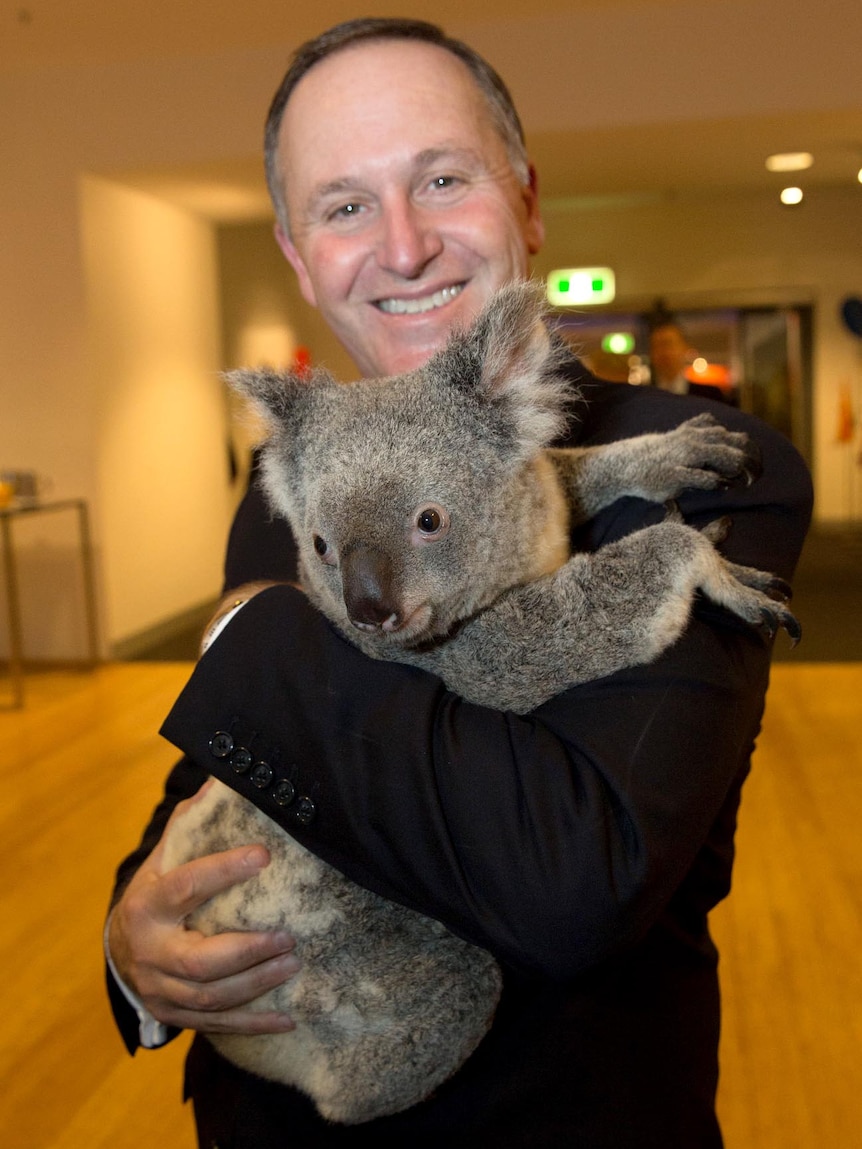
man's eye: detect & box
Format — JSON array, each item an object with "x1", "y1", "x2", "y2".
[
  {"x1": 431, "y1": 175, "x2": 458, "y2": 190},
  {"x1": 329, "y1": 202, "x2": 363, "y2": 222}
]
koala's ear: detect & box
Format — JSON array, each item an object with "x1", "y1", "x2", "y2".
[
  {"x1": 224, "y1": 367, "x2": 335, "y2": 426},
  {"x1": 474, "y1": 280, "x2": 554, "y2": 389},
  {"x1": 447, "y1": 280, "x2": 571, "y2": 452}
]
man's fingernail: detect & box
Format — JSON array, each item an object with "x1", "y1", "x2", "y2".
[{"x1": 243, "y1": 846, "x2": 269, "y2": 870}]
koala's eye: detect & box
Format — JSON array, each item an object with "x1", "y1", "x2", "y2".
[
  {"x1": 312, "y1": 534, "x2": 335, "y2": 564},
  {"x1": 412, "y1": 503, "x2": 449, "y2": 544},
  {"x1": 418, "y1": 508, "x2": 441, "y2": 533}
]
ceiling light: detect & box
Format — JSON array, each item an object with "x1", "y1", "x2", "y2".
[
  {"x1": 766, "y1": 152, "x2": 814, "y2": 173},
  {"x1": 780, "y1": 187, "x2": 804, "y2": 205},
  {"x1": 858, "y1": 168, "x2": 862, "y2": 184}
]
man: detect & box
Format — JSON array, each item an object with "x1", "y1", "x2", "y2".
[
  {"x1": 107, "y1": 18, "x2": 812, "y2": 1148},
  {"x1": 649, "y1": 320, "x2": 728, "y2": 401}
]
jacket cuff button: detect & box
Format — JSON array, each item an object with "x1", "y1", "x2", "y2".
[
  {"x1": 209, "y1": 731, "x2": 234, "y2": 759},
  {"x1": 272, "y1": 779, "x2": 296, "y2": 807},
  {"x1": 229, "y1": 747, "x2": 253, "y2": 774},
  {"x1": 294, "y1": 796, "x2": 316, "y2": 825},
  {"x1": 250, "y1": 761, "x2": 274, "y2": 789}
]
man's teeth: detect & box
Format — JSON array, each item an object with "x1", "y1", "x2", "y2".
[{"x1": 376, "y1": 284, "x2": 464, "y2": 315}]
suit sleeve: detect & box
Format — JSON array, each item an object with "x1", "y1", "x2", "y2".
[
  {"x1": 159, "y1": 390, "x2": 813, "y2": 980},
  {"x1": 105, "y1": 458, "x2": 301, "y2": 1052}
]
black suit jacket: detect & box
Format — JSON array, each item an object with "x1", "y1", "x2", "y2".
[
  {"x1": 687, "y1": 380, "x2": 733, "y2": 403},
  {"x1": 111, "y1": 371, "x2": 812, "y2": 1148}
]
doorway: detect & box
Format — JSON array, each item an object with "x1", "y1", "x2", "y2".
[{"x1": 553, "y1": 304, "x2": 813, "y2": 463}]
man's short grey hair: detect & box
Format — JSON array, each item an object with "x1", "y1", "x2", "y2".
[{"x1": 264, "y1": 17, "x2": 531, "y2": 234}]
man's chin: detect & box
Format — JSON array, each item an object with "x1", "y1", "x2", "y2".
[
  {"x1": 365, "y1": 298, "x2": 486, "y2": 374},
  {"x1": 361, "y1": 327, "x2": 454, "y2": 377}
]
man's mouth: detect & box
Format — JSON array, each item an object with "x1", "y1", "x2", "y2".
[{"x1": 375, "y1": 283, "x2": 465, "y2": 315}]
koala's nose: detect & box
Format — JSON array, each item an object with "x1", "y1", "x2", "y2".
[{"x1": 341, "y1": 544, "x2": 401, "y2": 631}]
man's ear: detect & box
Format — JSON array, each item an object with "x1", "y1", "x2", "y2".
[
  {"x1": 522, "y1": 165, "x2": 545, "y2": 256},
  {"x1": 274, "y1": 223, "x2": 319, "y2": 309}
]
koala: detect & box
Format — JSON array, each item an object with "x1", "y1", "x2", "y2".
[{"x1": 163, "y1": 281, "x2": 798, "y2": 1124}]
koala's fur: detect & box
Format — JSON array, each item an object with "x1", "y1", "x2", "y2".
[{"x1": 163, "y1": 281, "x2": 798, "y2": 1124}]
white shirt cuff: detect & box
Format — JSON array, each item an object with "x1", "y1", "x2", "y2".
[{"x1": 201, "y1": 599, "x2": 248, "y2": 654}]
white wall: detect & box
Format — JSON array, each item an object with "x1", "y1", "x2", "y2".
[
  {"x1": 0, "y1": 54, "x2": 276, "y2": 658},
  {"x1": 81, "y1": 176, "x2": 233, "y2": 645}
]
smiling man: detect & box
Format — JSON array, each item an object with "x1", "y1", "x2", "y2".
[
  {"x1": 270, "y1": 35, "x2": 544, "y2": 377},
  {"x1": 106, "y1": 18, "x2": 812, "y2": 1149}
]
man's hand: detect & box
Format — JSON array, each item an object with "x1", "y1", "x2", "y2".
[{"x1": 108, "y1": 786, "x2": 300, "y2": 1035}]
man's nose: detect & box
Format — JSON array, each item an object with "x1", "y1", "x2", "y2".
[{"x1": 376, "y1": 196, "x2": 443, "y2": 278}]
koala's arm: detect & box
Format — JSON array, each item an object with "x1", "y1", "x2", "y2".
[
  {"x1": 547, "y1": 413, "x2": 762, "y2": 525},
  {"x1": 157, "y1": 392, "x2": 812, "y2": 982}
]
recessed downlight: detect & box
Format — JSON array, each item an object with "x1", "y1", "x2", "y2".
[
  {"x1": 766, "y1": 152, "x2": 814, "y2": 173},
  {"x1": 780, "y1": 186, "x2": 804, "y2": 205}
]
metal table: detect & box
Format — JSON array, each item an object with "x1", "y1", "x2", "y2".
[{"x1": 0, "y1": 498, "x2": 99, "y2": 707}]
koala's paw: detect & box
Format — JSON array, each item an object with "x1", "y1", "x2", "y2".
[
  {"x1": 716, "y1": 557, "x2": 802, "y2": 646},
  {"x1": 646, "y1": 412, "x2": 762, "y2": 499}
]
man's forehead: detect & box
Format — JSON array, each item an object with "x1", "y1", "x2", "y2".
[
  {"x1": 280, "y1": 39, "x2": 487, "y2": 143},
  {"x1": 291, "y1": 36, "x2": 473, "y2": 91},
  {"x1": 278, "y1": 43, "x2": 502, "y2": 204}
]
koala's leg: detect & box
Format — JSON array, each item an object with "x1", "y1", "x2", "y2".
[
  {"x1": 547, "y1": 413, "x2": 762, "y2": 524},
  {"x1": 416, "y1": 517, "x2": 798, "y2": 713},
  {"x1": 162, "y1": 779, "x2": 502, "y2": 1124}
]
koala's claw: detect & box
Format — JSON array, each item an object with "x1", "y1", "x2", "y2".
[
  {"x1": 759, "y1": 608, "x2": 779, "y2": 639},
  {"x1": 760, "y1": 604, "x2": 802, "y2": 646},
  {"x1": 741, "y1": 441, "x2": 763, "y2": 487},
  {"x1": 765, "y1": 576, "x2": 794, "y2": 603}
]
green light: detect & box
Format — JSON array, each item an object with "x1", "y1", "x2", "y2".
[
  {"x1": 601, "y1": 332, "x2": 636, "y2": 355},
  {"x1": 546, "y1": 267, "x2": 616, "y2": 306}
]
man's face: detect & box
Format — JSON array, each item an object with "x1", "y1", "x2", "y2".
[
  {"x1": 274, "y1": 40, "x2": 544, "y2": 378},
  {"x1": 649, "y1": 325, "x2": 690, "y2": 383}
]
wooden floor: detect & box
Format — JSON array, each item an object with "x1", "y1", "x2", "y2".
[{"x1": 0, "y1": 661, "x2": 859, "y2": 1148}]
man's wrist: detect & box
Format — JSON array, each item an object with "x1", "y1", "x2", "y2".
[
  {"x1": 104, "y1": 910, "x2": 170, "y2": 1049},
  {"x1": 201, "y1": 599, "x2": 249, "y2": 654}
]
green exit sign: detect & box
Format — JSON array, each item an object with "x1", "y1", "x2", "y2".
[{"x1": 546, "y1": 267, "x2": 616, "y2": 306}]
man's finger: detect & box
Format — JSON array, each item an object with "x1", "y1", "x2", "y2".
[
  {"x1": 171, "y1": 924, "x2": 299, "y2": 986},
  {"x1": 154, "y1": 1004, "x2": 298, "y2": 1037},
  {"x1": 154, "y1": 845, "x2": 273, "y2": 920},
  {"x1": 155, "y1": 940, "x2": 301, "y2": 1012}
]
